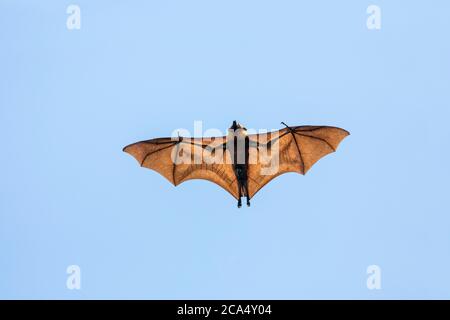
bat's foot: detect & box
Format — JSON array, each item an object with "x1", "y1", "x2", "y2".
[{"x1": 237, "y1": 199, "x2": 242, "y2": 208}]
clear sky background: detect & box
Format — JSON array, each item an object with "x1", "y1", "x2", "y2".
[{"x1": 1, "y1": 1, "x2": 450, "y2": 299}]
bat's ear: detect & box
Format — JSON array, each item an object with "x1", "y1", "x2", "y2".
[{"x1": 230, "y1": 120, "x2": 238, "y2": 130}]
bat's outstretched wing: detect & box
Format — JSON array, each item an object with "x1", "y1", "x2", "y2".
[
  {"x1": 246, "y1": 125, "x2": 349, "y2": 199},
  {"x1": 123, "y1": 136, "x2": 239, "y2": 199}
]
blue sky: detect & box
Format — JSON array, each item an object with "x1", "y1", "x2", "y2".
[{"x1": 1, "y1": 0, "x2": 450, "y2": 299}]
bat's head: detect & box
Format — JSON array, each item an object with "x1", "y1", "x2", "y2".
[{"x1": 228, "y1": 120, "x2": 247, "y2": 138}]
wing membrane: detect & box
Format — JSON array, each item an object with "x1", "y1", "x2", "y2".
[
  {"x1": 123, "y1": 136, "x2": 239, "y2": 199},
  {"x1": 246, "y1": 126, "x2": 349, "y2": 199}
]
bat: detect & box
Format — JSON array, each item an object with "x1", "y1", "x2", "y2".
[{"x1": 123, "y1": 121, "x2": 349, "y2": 208}]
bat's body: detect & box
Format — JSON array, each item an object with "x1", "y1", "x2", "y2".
[
  {"x1": 123, "y1": 120, "x2": 349, "y2": 208},
  {"x1": 227, "y1": 121, "x2": 251, "y2": 207}
]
